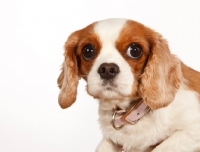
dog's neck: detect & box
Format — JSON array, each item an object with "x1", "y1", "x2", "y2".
[
  {"x1": 98, "y1": 97, "x2": 138, "y2": 111},
  {"x1": 98, "y1": 97, "x2": 151, "y2": 130}
]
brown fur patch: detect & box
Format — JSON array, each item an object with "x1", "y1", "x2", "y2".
[
  {"x1": 116, "y1": 20, "x2": 182, "y2": 110},
  {"x1": 116, "y1": 20, "x2": 150, "y2": 98},
  {"x1": 75, "y1": 25, "x2": 102, "y2": 80},
  {"x1": 58, "y1": 23, "x2": 101, "y2": 108},
  {"x1": 181, "y1": 62, "x2": 200, "y2": 95}
]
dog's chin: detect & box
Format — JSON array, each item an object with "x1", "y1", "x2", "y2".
[{"x1": 87, "y1": 83, "x2": 131, "y2": 100}]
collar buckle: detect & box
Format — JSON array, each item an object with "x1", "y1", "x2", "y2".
[{"x1": 111, "y1": 99, "x2": 150, "y2": 130}]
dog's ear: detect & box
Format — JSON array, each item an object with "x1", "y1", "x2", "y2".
[
  {"x1": 139, "y1": 33, "x2": 182, "y2": 110},
  {"x1": 57, "y1": 31, "x2": 80, "y2": 109}
]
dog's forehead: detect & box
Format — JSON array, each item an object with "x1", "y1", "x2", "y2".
[{"x1": 94, "y1": 18, "x2": 127, "y2": 44}]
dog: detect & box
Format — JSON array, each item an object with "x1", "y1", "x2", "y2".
[{"x1": 57, "y1": 18, "x2": 200, "y2": 152}]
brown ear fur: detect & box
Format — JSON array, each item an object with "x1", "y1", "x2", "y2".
[
  {"x1": 139, "y1": 33, "x2": 182, "y2": 110},
  {"x1": 57, "y1": 31, "x2": 80, "y2": 109}
]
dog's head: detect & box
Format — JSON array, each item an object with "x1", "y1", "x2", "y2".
[{"x1": 57, "y1": 18, "x2": 182, "y2": 110}]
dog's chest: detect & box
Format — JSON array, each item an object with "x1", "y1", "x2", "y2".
[{"x1": 99, "y1": 110, "x2": 173, "y2": 151}]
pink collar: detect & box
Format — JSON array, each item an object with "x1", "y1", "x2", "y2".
[{"x1": 111, "y1": 99, "x2": 150, "y2": 130}]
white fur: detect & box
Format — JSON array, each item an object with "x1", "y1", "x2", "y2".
[
  {"x1": 96, "y1": 86, "x2": 200, "y2": 152},
  {"x1": 87, "y1": 19, "x2": 134, "y2": 101}
]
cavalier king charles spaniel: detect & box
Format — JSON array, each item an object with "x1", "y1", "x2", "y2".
[{"x1": 57, "y1": 18, "x2": 200, "y2": 152}]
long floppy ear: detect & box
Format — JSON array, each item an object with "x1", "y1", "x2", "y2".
[
  {"x1": 139, "y1": 34, "x2": 182, "y2": 110},
  {"x1": 57, "y1": 31, "x2": 80, "y2": 109}
]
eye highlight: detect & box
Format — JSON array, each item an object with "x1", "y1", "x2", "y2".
[
  {"x1": 126, "y1": 43, "x2": 142, "y2": 59},
  {"x1": 82, "y1": 45, "x2": 95, "y2": 60}
]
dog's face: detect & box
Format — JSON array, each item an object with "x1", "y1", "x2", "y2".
[{"x1": 58, "y1": 18, "x2": 182, "y2": 110}]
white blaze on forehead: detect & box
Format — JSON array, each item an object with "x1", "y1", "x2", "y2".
[
  {"x1": 93, "y1": 18, "x2": 127, "y2": 63},
  {"x1": 94, "y1": 18, "x2": 127, "y2": 44},
  {"x1": 87, "y1": 19, "x2": 134, "y2": 98}
]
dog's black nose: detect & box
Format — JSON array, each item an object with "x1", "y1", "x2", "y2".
[{"x1": 98, "y1": 63, "x2": 120, "y2": 80}]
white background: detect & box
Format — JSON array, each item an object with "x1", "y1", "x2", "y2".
[{"x1": 0, "y1": 0, "x2": 200, "y2": 152}]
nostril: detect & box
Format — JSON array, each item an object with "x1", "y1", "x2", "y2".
[
  {"x1": 98, "y1": 66, "x2": 106, "y2": 74},
  {"x1": 109, "y1": 67, "x2": 119, "y2": 74},
  {"x1": 98, "y1": 63, "x2": 120, "y2": 80},
  {"x1": 109, "y1": 68, "x2": 115, "y2": 73}
]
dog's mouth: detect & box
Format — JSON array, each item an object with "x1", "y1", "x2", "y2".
[
  {"x1": 96, "y1": 80, "x2": 128, "y2": 99},
  {"x1": 102, "y1": 80, "x2": 118, "y2": 90},
  {"x1": 87, "y1": 76, "x2": 133, "y2": 100},
  {"x1": 104, "y1": 85, "x2": 114, "y2": 91}
]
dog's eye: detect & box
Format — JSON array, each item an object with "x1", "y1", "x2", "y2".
[
  {"x1": 82, "y1": 45, "x2": 95, "y2": 60},
  {"x1": 126, "y1": 44, "x2": 142, "y2": 59}
]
